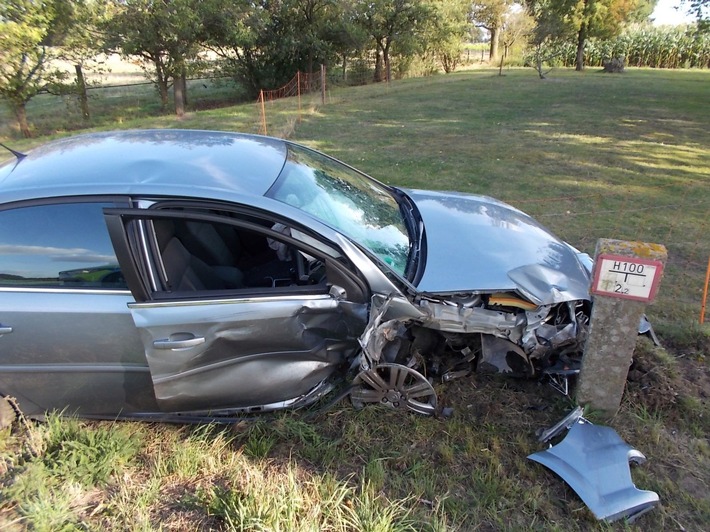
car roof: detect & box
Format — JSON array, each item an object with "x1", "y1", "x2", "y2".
[{"x1": 0, "y1": 130, "x2": 289, "y2": 203}]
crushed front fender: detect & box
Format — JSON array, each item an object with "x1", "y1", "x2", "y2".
[{"x1": 528, "y1": 420, "x2": 659, "y2": 522}]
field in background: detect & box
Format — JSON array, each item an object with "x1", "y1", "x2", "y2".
[
  {"x1": 0, "y1": 53, "x2": 495, "y2": 141},
  {"x1": 0, "y1": 54, "x2": 248, "y2": 140},
  {"x1": 1, "y1": 68, "x2": 709, "y2": 530},
  {"x1": 293, "y1": 69, "x2": 710, "y2": 332}
]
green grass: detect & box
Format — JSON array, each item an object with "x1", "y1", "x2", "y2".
[
  {"x1": 290, "y1": 68, "x2": 710, "y2": 327},
  {"x1": 1, "y1": 67, "x2": 710, "y2": 530}
]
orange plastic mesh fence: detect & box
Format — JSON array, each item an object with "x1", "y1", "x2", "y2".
[
  {"x1": 260, "y1": 71, "x2": 322, "y2": 102},
  {"x1": 256, "y1": 70, "x2": 324, "y2": 135}
]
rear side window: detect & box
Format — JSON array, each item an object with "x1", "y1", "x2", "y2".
[{"x1": 0, "y1": 202, "x2": 126, "y2": 289}]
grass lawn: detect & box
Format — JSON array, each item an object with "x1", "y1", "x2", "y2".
[{"x1": 1, "y1": 67, "x2": 709, "y2": 530}]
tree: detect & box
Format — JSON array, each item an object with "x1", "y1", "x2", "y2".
[
  {"x1": 497, "y1": 8, "x2": 534, "y2": 75},
  {"x1": 524, "y1": 0, "x2": 656, "y2": 71},
  {"x1": 198, "y1": 0, "x2": 268, "y2": 95},
  {"x1": 0, "y1": 0, "x2": 70, "y2": 137},
  {"x1": 49, "y1": 0, "x2": 114, "y2": 122},
  {"x1": 352, "y1": 0, "x2": 432, "y2": 82},
  {"x1": 103, "y1": 0, "x2": 202, "y2": 114},
  {"x1": 470, "y1": 0, "x2": 513, "y2": 63},
  {"x1": 427, "y1": 0, "x2": 470, "y2": 73},
  {"x1": 201, "y1": 0, "x2": 353, "y2": 95},
  {"x1": 287, "y1": 0, "x2": 343, "y2": 74},
  {"x1": 322, "y1": 10, "x2": 369, "y2": 81},
  {"x1": 683, "y1": 0, "x2": 709, "y2": 31}
]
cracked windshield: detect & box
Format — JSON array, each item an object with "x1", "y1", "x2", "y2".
[{"x1": 268, "y1": 144, "x2": 411, "y2": 276}]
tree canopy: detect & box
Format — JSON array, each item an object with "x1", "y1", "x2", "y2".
[
  {"x1": 103, "y1": 0, "x2": 202, "y2": 112},
  {"x1": 352, "y1": 0, "x2": 433, "y2": 82},
  {"x1": 427, "y1": 0, "x2": 470, "y2": 73},
  {"x1": 0, "y1": 0, "x2": 71, "y2": 137},
  {"x1": 684, "y1": 0, "x2": 709, "y2": 31},
  {"x1": 4, "y1": 0, "x2": 705, "y2": 138}
]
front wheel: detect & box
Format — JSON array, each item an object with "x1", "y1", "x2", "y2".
[{"x1": 350, "y1": 363, "x2": 437, "y2": 416}]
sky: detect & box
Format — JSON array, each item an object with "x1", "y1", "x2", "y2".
[{"x1": 651, "y1": 0, "x2": 696, "y2": 25}]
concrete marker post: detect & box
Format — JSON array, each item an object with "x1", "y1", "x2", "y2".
[{"x1": 577, "y1": 239, "x2": 667, "y2": 417}]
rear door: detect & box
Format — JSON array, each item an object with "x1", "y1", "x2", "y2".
[
  {"x1": 0, "y1": 199, "x2": 157, "y2": 417},
  {"x1": 105, "y1": 205, "x2": 369, "y2": 414}
]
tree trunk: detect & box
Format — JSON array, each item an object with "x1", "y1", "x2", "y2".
[
  {"x1": 576, "y1": 22, "x2": 587, "y2": 71},
  {"x1": 14, "y1": 102, "x2": 31, "y2": 138},
  {"x1": 174, "y1": 76, "x2": 185, "y2": 117},
  {"x1": 158, "y1": 79, "x2": 169, "y2": 109},
  {"x1": 181, "y1": 69, "x2": 188, "y2": 107},
  {"x1": 384, "y1": 45, "x2": 391, "y2": 83},
  {"x1": 75, "y1": 64, "x2": 90, "y2": 121},
  {"x1": 534, "y1": 45, "x2": 546, "y2": 79},
  {"x1": 489, "y1": 26, "x2": 500, "y2": 63},
  {"x1": 374, "y1": 43, "x2": 384, "y2": 82},
  {"x1": 154, "y1": 58, "x2": 169, "y2": 109}
]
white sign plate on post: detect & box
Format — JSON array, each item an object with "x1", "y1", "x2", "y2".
[{"x1": 591, "y1": 254, "x2": 664, "y2": 303}]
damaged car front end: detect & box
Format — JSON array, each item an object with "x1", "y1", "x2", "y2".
[
  {"x1": 349, "y1": 282, "x2": 591, "y2": 413},
  {"x1": 267, "y1": 146, "x2": 594, "y2": 414}
]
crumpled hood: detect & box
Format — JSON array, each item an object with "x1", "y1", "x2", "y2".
[{"x1": 405, "y1": 189, "x2": 591, "y2": 305}]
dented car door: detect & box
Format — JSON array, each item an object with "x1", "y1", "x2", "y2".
[
  {"x1": 105, "y1": 206, "x2": 368, "y2": 414},
  {"x1": 128, "y1": 293, "x2": 362, "y2": 413}
]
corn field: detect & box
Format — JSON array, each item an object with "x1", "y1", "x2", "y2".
[{"x1": 529, "y1": 25, "x2": 710, "y2": 69}]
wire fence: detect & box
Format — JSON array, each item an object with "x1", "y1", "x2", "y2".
[
  {"x1": 253, "y1": 49, "x2": 490, "y2": 135},
  {"x1": 0, "y1": 76, "x2": 244, "y2": 138},
  {"x1": 256, "y1": 68, "x2": 326, "y2": 136}
]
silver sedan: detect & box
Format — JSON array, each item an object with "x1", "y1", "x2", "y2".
[{"x1": 0, "y1": 130, "x2": 592, "y2": 422}]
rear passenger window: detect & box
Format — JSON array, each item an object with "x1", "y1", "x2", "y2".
[{"x1": 0, "y1": 203, "x2": 127, "y2": 289}]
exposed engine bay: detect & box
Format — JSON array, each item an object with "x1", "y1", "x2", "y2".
[{"x1": 350, "y1": 292, "x2": 591, "y2": 414}]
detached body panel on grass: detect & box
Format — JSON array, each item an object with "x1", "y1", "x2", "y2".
[
  {"x1": 0, "y1": 129, "x2": 592, "y2": 421},
  {"x1": 529, "y1": 412, "x2": 660, "y2": 522}
]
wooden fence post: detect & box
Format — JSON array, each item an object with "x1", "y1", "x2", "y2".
[
  {"x1": 259, "y1": 90, "x2": 267, "y2": 136},
  {"x1": 297, "y1": 71, "x2": 301, "y2": 119}
]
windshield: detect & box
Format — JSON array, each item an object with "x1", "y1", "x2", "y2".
[{"x1": 267, "y1": 144, "x2": 411, "y2": 276}]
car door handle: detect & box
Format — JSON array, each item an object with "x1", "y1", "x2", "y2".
[
  {"x1": 0, "y1": 325, "x2": 13, "y2": 335},
  {"x1": 153, "y1": 335, "x2": 205, "y2": 350}
]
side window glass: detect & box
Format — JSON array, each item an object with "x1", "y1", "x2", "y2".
[
  {"x1": 0, "y1": 203, "x2": 126, "y2": 289},
  {"x1": 150, "y1": 218, "x2": 327, "y2": 294}
]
